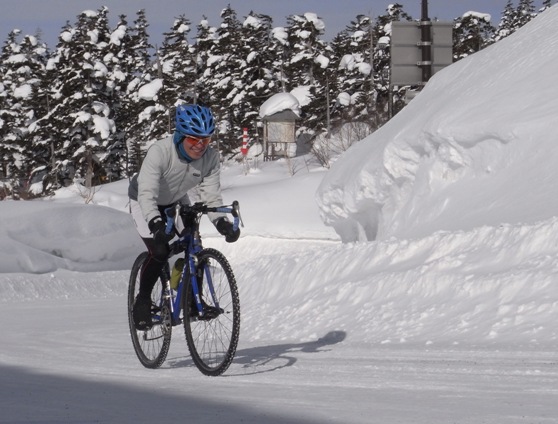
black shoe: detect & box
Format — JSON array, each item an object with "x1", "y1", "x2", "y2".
[
  {"x1": 133, "y1": 296, "x2": 153, "y2": 330},
  {"x1": 201, "y1": 304, "x2": 223, "y2": 320},
  {"x1": 189, "y1": 299, "x2": 222, "y2": 320}
]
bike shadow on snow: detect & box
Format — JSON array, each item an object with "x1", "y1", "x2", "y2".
[
  {"x1": 168, "y1": 330, "x2": 346, "y2": 375},
  {"x1": 232, "y1": 330, "x2": 347, "y2": 376}
]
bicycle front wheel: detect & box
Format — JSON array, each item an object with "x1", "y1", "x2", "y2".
[
  {"x1": 128, "y1": 252, "x2": 172, "y2": 369},
  {"x1": 183, "y1": 248, "x2": 240, "y2": 376}
]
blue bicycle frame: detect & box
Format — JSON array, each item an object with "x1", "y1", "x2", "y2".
[{"x1": 158, "y1": 202, "x2": 240, "y2": 325}]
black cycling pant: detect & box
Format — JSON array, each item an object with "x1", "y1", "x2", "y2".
[
  {"x1": 137, "y1": 237, "x2": 169, "y2": 299},
  {"x1": 137, "y1": 204, "x2": 173, "y2": 300}
]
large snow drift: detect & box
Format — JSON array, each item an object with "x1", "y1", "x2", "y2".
[{"x1": 317, "y1": 6, "x2": 558, "y2": 243}]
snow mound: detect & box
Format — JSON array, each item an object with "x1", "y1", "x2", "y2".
[
  {"x1": 0, "y1": 200, "x2": 142, "y2": 273},
  {"x1": 317, "y1": 6, "x2": 558, "y2": 242}
]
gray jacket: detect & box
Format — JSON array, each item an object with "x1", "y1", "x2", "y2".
[{"x1": 128, "y1": 136, "x2": 225, "y2": 225}]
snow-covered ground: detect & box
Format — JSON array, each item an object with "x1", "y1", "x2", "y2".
[{"x1": 2, "y1": 6, "x2": 558, "y2": 424}]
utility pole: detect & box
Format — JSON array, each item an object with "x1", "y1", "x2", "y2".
[
  {"x1": 369, "y1": 12, "x2": 375, "y2": 107},
  {"x1": 419, "y1": 0, "x2": 433, "y2": 83}
]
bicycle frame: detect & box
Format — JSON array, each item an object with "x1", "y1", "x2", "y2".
[{"x1": 156, "y1": 202, "x2": 240, "y2": 326}]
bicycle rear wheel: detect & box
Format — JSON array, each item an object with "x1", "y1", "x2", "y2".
[
  {"x1": 183, "y1": 248, "x2": 240, "y2": 376},
  {"x1": 128, "y1": 252, "x2": 172, "y2": 369}
]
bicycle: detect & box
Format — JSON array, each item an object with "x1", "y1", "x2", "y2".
[{"x1": 127, "y1": 201, "x2": 242, "y2": 376}]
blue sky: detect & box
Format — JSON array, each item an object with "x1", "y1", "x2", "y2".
[{"x1": 1, "y1": 0, "x2": 508, "y2": 48}]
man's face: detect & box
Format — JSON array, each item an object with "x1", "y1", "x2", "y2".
[{"x1": 182, "y1": 135, "x2": 211, "y2": 160}]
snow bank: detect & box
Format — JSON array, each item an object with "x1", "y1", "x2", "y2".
[
  {"x1": 227, "y1": 226, "x2": 558, "y2": 346},
  {"x1": 317, "y1": 6, "x2": 558, "y2": 242},
  {"x1": 0, "y1": 198, "x2": 142, "y2": 273}
]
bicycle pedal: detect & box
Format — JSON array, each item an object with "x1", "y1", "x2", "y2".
[{"x1": 198, "y1": 306, "x2": 223, "y2": 321}]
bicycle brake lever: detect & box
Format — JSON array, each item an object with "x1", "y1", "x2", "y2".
[
  {"x1": 231, "y1": 200, "x2": 244, "y2": 228},
  {"x1": 164, "y1": 207, "x2": 175, "y2": 234}
]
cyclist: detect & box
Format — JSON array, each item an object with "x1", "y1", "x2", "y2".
[{"x1": 128, "y1": 103, "x2": 240, "y2": 330}]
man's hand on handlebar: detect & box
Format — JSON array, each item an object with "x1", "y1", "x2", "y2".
[
  {"x1": 149, "y1": 217, "x2": 174, "y2": 244},
  {"x1": 216, "y1": 217, "x2": 240, "y2": 243}
]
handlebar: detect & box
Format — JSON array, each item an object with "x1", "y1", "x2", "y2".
[{"x1": 164, "y1": 201, "x2": 243, "y2": 235}]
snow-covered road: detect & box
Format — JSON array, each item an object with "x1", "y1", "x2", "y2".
[{"x1": 2, "y1": 287, "x2": 557, "y2": 424}]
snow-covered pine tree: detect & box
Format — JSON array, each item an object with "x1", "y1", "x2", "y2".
[
  {"x1": 0, "y1": 30, "x2": 50, "y2": 198},
  {"x1": 268, "y1": 25, "x2": 289, "y2": 93},
  {"x1": 0, "y1": 31, "x2": 21, "y2": 192},
  {"x1": 128, "y1": 9, "x2": 153, "y2": 77},
  {"x1": 453, "y1": 11, "x2": 495, "y2": 61},
  {"x1": 156, "y1": 14, "x2": 197, "y2": 135},
  {"x1": 236, "y1": 12, "x2": 276, "y2": 136},
  {"x1": 202, "y1": 5, "x2": 244, "y2": 153},
  {"x1": 121, "y1": 9, "x2": 156, "y2": 176},
  {"x1": 13, "y1": 34, "x2": 50, "y2": 197},
  {"x1": 495, "y1": 0, "x2": 519, "y2": 41},
  {"x1": 514, "y1": 0, "x2": 537, "y2": 28},
  {"x1": 44, "y1": 8, "x2": 116, "y2": 188},
  {"x1": 192, "y1": 15, "x2": 216, "y2": 104},
  {"x1": 284, "y1": 12, "x2": 330, "y2": 137},
  {"x1": 99, "y1": 14, "x2": 135, "y2": 182},
  {"x1": 330, "y1": 14, "x2": 376, "y2": 137}
]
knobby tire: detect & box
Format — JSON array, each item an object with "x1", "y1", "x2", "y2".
[
  {"x1": 128, "y1": 252, "x2": 172, "y2": 369},
  {"x1": 183, "y1": 248, "x2": 240, "y2": 376}
]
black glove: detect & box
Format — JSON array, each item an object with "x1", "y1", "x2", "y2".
[
  {"x1": 216, "y1": 218, "x2": 240, "y2": 243},
  {"x1": 148, "y1": 217, "x2": 174, "y2": 244}
]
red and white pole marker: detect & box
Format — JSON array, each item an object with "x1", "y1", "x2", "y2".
[{"x1": 241, "y1": 128, "x2": 249, "y2": 156}]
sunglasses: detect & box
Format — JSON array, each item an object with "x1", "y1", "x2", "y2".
[{"x1": 184, "y1": 135, "x2": 211, "y2": 147}]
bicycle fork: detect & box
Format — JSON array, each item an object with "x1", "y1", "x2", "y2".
[{"x1": 189, "y1": 253, "x2": 221, "y2": 319}]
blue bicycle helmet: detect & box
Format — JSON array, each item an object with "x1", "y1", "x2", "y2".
[{"x1": 174, "y1": 104, "x2": 215, "y2": 142}]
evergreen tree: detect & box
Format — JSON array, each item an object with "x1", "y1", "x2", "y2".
[
  {"x1": 515, "y1": 0, "x2": 537, "y2": 27},
  {"x1": 0, "y1": 30, "x2": 24, "y2": 187},
  {"x1": 43, "y1": 8, "x2": 116, "y2": 188},
  {"x1": 147, "y1": 14, "x2": 196, "y2": 143},
  {"x1": 31, "y1": 21, "x2": 73, "y2": 192},
  {"x1": 235, "y1": 12, "x2": 276, "y2": 133},
  {"x1": 122, "y1": 9, "x2": 156, "y2": 176},
  {"x1": 193, "y1": 15, "x2": 217, "y2": 101},
  {"x1": 160, "y1": 15, "x2": 196, "y2": 104},
  {"x1": 0, "y1": 31, "x2": 49, "y2": 197},
  {"x1": 284, "y1": 13, "x2": 327, "y2": 89},
  {"x1": 327, "y1": 30, "x2": 348, "y2": 116},
  {"x1": 128, "y1": 9, "x2": 153, "y2": 77},
  {"x1": 14, "y1": 34, "x2": 50, "y2": 195},
  {"x1": 453, "y1": 12, "x2": 495, "y2": 60},
  {"x1": 202, "y1": 5, "x2": 244, "y2": 153},
  {"x1": 268, "y1": 25, "x2": 290, "y2": 93},
  {"x1": 284, "y1": 12, "x2": 330, "y2": 136},
  {"x1": 101, "y1": 14, "x2": 136, "y2": 182},
  {"x1": 330, "y1": 15, "x2": 375, "y2": 132},
  {"x1": 495, "y1": 0, "x2": 519, "y2": 41}
]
